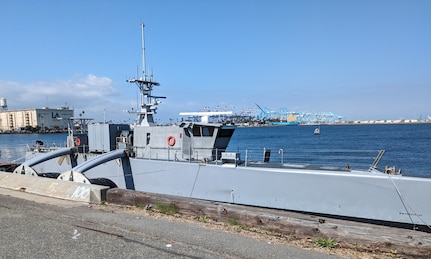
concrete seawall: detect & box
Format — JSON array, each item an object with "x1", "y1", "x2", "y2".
[{"x1": 0, "y1": 172, "x2": 108, "y2": 203}]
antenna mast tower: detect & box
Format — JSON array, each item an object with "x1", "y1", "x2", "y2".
[{"x1": 127, "y1": 24, "x2": 165, "y2": 126}]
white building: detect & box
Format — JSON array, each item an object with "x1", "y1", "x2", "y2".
[{"x1": 0, "y1": 106, "x2": 74, "y2": 131}]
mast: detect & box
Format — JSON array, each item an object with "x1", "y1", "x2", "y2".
[
  {"x1": 127, "y1": 24, "x2": 165, "y2": 126},
  {"x1": 141, "y1": 23, "x2": 146, "y2": 81}
]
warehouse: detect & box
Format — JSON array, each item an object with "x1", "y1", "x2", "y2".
[{"x1": 0, "y1": 105, "x2": 73, "y2": 132}]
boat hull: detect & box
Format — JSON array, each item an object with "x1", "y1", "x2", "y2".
[
  {"x1": 26, "y1": 151, "x2": 431, "y2": 228},
  {"x1": 129, "y1": 159, "x2": 431, "y2": 227}
]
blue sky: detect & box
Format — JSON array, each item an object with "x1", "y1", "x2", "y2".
[{"x1": 0, "y1": 0, "x2": 430, "y2": 123}]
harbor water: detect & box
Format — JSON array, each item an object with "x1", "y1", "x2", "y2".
[
  {"x1": 1, "y1": 123, "x2": 430, "y2": 177},
  {"x1": 227, "y1": 123, "x2": 431, "y2": 177},
  {"x1": 0, "y1": 133, "x2": 68, "y2": 164}
]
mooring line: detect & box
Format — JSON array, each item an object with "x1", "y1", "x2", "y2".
[{"x1": 388, "y1": 175, "x2": 431, "y2": 230}]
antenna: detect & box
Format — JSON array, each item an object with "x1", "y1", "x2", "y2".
[
  {"x1": 127, "y1": 24, "x2": 162, "y2": 127},
  {"x1": 141, "y1": 23, "x2": 146, "y2": 80}
]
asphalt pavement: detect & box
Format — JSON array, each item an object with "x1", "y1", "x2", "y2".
[{"x1": 0, "y1": 188, "x2": 342, "y2": 259}]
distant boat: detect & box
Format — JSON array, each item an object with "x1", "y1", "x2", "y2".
[{"x1": 314, "y1": 127, "x2": 320, "y2": 135}]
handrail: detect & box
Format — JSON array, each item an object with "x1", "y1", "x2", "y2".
[
  {"x1": 129, "y1": 145, "x2": 383, "y2": 170},
  {"x1": 227, "y1": 147, "x2": 384, "y2": 170},
  {"x1": 370, "y1": 150, "x2": 385, "y2": 169}
]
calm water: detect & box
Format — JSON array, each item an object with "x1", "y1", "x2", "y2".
[
  {"x1": 0, "y1": 133, "x2": 68, "y2": 163},
  {"x1": 227, "y1": 123, "x2": 431, "y2": 177},
  {"x1": 1, "y1": 124, "x2": 430, "y2": 177}
]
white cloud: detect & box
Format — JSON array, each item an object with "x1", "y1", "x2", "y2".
[
  {"x1": 84, "y1": 74, "x2": 112, "y2": 86},
  {"x1": 0, "y1": 74, "x2": 134, "y2": 122}
]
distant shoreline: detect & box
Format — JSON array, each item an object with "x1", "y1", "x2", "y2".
[
  {"x1": 303, "y1": 121, "x2": 431, "y2": 126},
  {"x1": 0, "y1": 129, "x2": 68, "y2": 135},
  {"x1": 1, "y1": 120, "x2": 429, "y2": 134},
  {"x1": 237, "y1": 121, "x2": 431, "y2": 127}
]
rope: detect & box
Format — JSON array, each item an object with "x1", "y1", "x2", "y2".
[
  {"x1": 189, "y1": 165, "x2": 201, "y2": 198},
  {"x1": 389, "y1": 175, "x2": 431, "y2": 230}
]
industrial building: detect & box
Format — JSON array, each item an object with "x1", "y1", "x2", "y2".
[{"x1": 0, "y1": 97, "x2": 74, "y2": 131}]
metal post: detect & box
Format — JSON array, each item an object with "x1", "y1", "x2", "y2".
[
  {"x1": 245, "y1": 149, "x2": 248, "y2": 167},
  {"x1": 279, "y1": 149, "x2": 284, "y2": 164},
  {"x1": 215, "y1": 148, "x2": 218, "y2": 165}
]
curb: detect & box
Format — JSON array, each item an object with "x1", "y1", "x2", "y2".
[{"x1": 0, "y1": 172, "x2": 109, "y2": 203}]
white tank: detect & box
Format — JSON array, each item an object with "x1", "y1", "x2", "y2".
[{"x1": 0, "y1": 97, "x2": 7, "y2": 109}]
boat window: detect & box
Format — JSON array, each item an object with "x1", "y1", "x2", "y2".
[
  {"x1": 192, "y1": 126, "x2": 201, "y2": 136},
  {"x1": 202, "y1": 126, "x2": 214, "y2": 136},
  {"x1": 192, "y1": 126, "x2": 215, "y2": 137},
  {"x1": 218, "y1": 128, "x2": 234, "y2": 137}
]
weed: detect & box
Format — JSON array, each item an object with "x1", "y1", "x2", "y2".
[
  {"x1": 228, "y1": 218, "x2": 239, "y2": 225},
  {"x1": 199, "y1": 215, "x2": 210, "y2": 222},
  {"x1": 227, "y1": 218, "x2": 248, "y2": 230},
  {"x1": 156, "y1": 201, "x2": 180, "y2": 215},
  {"x1": 316, "y1": 237, "x2": 336, "y2": 249}
]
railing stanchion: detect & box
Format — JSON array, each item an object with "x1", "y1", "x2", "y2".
[{"x1": 279, "y1": 149, "x2": 284, "y2": 164}]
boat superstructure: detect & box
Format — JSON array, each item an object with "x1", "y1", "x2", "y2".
[{"x1": 13, "y1": 24, "x2": 431, "y2": 232}]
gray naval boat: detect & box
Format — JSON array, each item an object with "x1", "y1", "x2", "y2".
[{"x1": 14, "y1": 24, "x2": 431, "y2": 232}]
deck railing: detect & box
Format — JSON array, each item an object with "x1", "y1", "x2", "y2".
[
  {"x1": 134, "y1": 145, "x2": 384, "y2": 170},
  {"x1": 226, "y1": 147, "x2": 385, "y2": 170}
]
